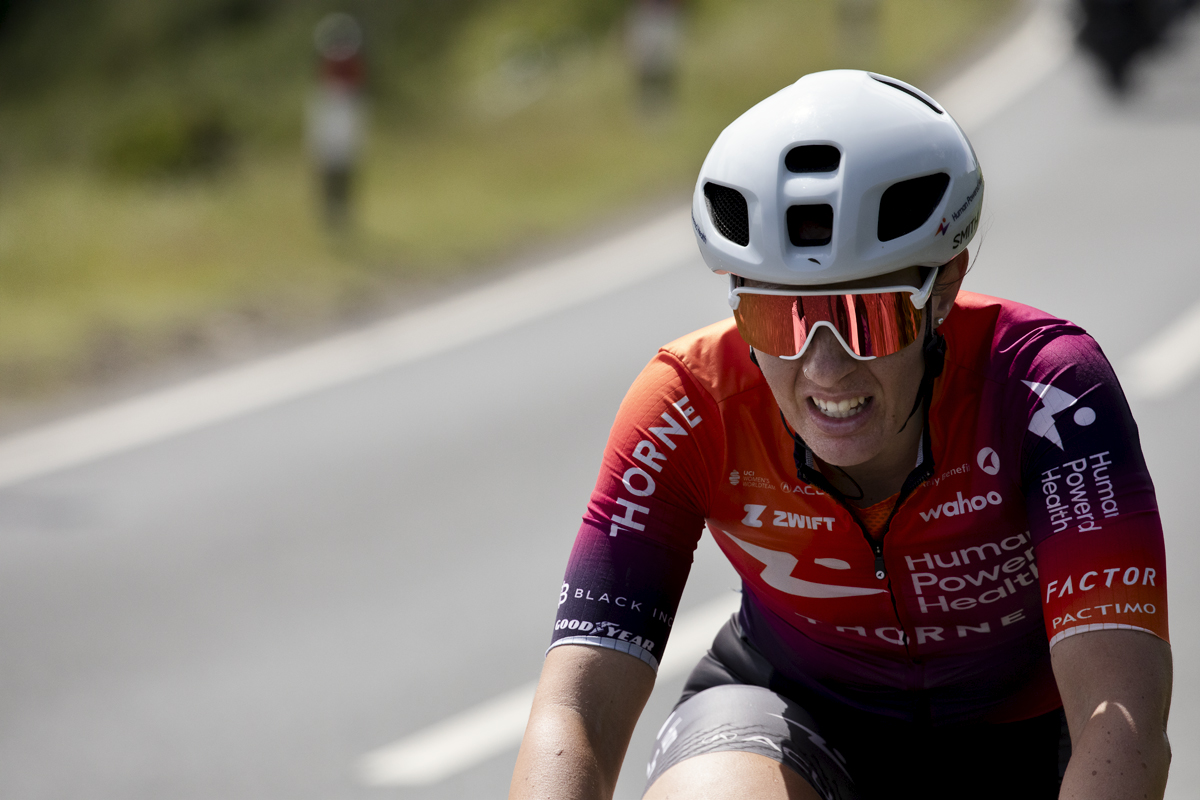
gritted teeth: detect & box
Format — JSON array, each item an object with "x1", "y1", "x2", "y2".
[{"x1": 812, "y1": 396, "x2": 868, "y2": 419}]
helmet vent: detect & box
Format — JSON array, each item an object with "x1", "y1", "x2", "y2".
[
  {"x1": 878, "y1": 173, "x2": 950, "y2": 242},
  {"x1": 704, "y1": 182, "x2": 750, "y2": 246},
  {"x1": 785, "y1": 145, "x2": 841, "y2": 173},
  {"x1": 869, "y1": 74, "x2": 944, "y2": 115},
  {"x1": 787, "y1": 204, "x2": 833, "y2": 247}
]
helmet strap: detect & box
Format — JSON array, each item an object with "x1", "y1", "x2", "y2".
[{"x1": 897, "y1": 310, "x2": 945, "y2": 433}]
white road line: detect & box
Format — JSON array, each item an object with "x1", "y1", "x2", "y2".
[
  {"x1": 1122, "y1": 298, "x2": 1200, "y2": 399},
  {"x1": 0, "y1": 209, "x2": 695, "y2": 489},
  {"x1": 0, "y1": 2, "x2": 1074, "y2": 490},
  {"x1": 354, "y1": 591, "x2": 742, "y2": 787},
  {"x1": 935, "y1": 0, "x2": 1073, "y2": 134}
]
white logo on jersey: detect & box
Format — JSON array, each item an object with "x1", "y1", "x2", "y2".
[
  {"x1": 741, "y1": 504, "x2": 766, "y2": 527},
  {"x1": 977, "y1": 447, "x2": 1000, "y2": 475},
  {"x1": 724, "y1": 532, "x2": 886, "y2": 598},
  {"x1": 1022, "y1": 380, "x2": 1095, "y2": 450}
]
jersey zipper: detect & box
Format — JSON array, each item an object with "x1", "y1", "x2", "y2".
[{"x1": 791, "y1": 418, "x2": 936, "y2": 658}]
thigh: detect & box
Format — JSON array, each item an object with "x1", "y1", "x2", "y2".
[
  {"x1": 642, "y1": 684, "x2": 858, "y2": 800},
  {"x1": 643, "y1": 751, "x2": 821, "y2": 800},
  {"x1": 654, "y1": 620, "x2": 1070, "y2": 799}
]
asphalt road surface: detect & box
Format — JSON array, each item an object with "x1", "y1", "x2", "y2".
[{"x1": 3, "y1": 7, "x2": 1200, "y2": 799}]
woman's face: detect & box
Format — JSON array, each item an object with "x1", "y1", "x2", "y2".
[{"x1": 751, "y1": 257, "x2": 963, "y2": 473}]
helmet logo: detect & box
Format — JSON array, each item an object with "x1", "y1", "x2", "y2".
[
  {"x1": 936, "y1": 218, "x2": 950, "y2": 236},
  {"x1": 950, "y1": 177, "x2": 984, "y2": 223},
  {"x1": 952, "y1": 212, "x2": 980, "y2": 250}
]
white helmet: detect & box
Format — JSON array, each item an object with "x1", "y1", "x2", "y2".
[{"x1": 691, "y1": 70, "x2": 982, "y2": 285}]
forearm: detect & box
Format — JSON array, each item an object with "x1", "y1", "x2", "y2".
[
  {"x1": 509, "y1": 645, "x2": 655, "y2": 800},
  {"x1": 509, "y1": 705, "x2": 619, "y2": 800},
  {"x1": 1060, "y1": 702, "x2": 1170, "y2": 800}
]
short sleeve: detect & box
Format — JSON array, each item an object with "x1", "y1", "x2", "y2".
[
  {"x1": 549, "y1": 352, "x2": 725, "y2": 670},
  {"x1": 1017, "y1": 334, "x2": 1169, "y2": 648}
]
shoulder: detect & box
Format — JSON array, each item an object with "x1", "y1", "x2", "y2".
[
  {"x1": 610, "y1": 318, "x2": 766, "y2": 463},
  {"x1": 655, "y1": 317, "x2": 766, "y2": 405},
  {"x1": 942, "y1": 291, "x2": 1109, "y2": 386}
]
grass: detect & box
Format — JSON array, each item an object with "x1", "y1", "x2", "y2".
[{"x1": 0, "y1": 0, "x2": 1015, "y2": 402}]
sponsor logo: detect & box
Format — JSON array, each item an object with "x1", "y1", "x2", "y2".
[
  {"x1": 1040, "y1": 451, "x2": 1118, "y2": 533},
  {"x1": 773, "y1": 510, "x2": 835, "y2": 530},
  {"x1": 609, "y1": 395, "x2": 703, "y2": 536},
  {"x1": 555, "y1": 618, "x2": 597, "y2": 632},
  {"x1": 936, "y1": 217, "x2": 950, "y2": 236},
  {"x1": 906, "y1": 532, "x2": 1039, "y2": 618},
  {"x1": 1023, "y1": 380, "x2": 1095, "y2": 449},
  {"x1": 918, "y1": 490, "x2": 1003, "y2": 521},
  {"x1": 568, "y1": 587, "x2": 645, "y2": 610},
  {"x1": 977, "y1": 447, "x2": 1000, "y2": 475},
  {"x1": 1046, "y1": 566, "x2": 1159, "y2": 603},
  {"x1": 782, "y1": 483, "x2": 825, "y2": 496},
  {"x1": 692, "y1": 213, "x2": 707, "y2": 243},
  {"x1": 729, "y1": 469, "x2": 775, "y2": 490},
  {"x1": 950, "y1": 177, "x2": 983, "y2": 222},
  {"x1": 1052, "y1": 603, "x2": 1156, "y2": 630},
  {"x1": 723, "y1": 531, "x2": 886, "y2": 598},
  {"x1": 554, "y1": 619, "x2": 657, "y2": 652},
  {"x1": 741, "y1": 506, "x2": 836, "y2": 530},
  {"x1": 1046, "y1": 566, "x2": 1160, "y2": 630},
  {"x1": 952, "y1": 212, "x2": 979, "y2": 249},
  {"x1": 928, "y1": 461, "x2": 970, "y2": 488}
]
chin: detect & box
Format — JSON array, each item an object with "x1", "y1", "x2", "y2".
[{"x1": 801, "y1": 429, "x2": 881, "y2": 468}]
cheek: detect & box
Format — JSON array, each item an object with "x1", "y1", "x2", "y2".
[
  {"x1": 871, "y1": 349, "x2": 925, "y2": 407},
  {"x1": 757, "y1": 359, "x2": 803, "y2": 407}
]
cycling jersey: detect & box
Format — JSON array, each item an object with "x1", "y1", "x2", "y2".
[{"x1": 550, "y1": 291, "x2": 1169, "y2": 724}]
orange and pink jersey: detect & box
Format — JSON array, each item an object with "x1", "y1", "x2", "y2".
[{"x1": 549, "y1": 292, "x2": 1168, "y2": 724}]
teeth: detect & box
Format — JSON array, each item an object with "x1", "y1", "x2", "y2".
[{"x1": 813, "y1": 396, "x2": 868, "y2": 419}]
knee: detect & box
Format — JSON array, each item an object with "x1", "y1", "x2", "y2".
[{"x1": 643, "y1": 751, "x2": 822, "y2": 800}]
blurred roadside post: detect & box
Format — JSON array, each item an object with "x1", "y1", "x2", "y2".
[
  {"x1": 627, "y1": 0, "x2": 683, "y2": 115},
  {"x1": 307, "y1": 13, "x2": 365, "y2": 231},
  {"x1": 837, "y1": 0, "x2": 880, "y2": 60}
]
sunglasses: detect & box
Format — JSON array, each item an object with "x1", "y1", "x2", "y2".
[{"x1": 729, "y1": 267, "x2": 938, "y2": 361}]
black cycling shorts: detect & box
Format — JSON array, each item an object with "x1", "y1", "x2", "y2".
[{"x1": 644, "y1": 619, "x2": 1071, "y2": 800}]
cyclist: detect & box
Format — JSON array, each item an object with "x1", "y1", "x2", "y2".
[{"x1": 509, "y1": 70, "x2": 1171, "y2": 800}]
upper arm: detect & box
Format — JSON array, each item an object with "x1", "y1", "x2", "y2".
[{"x1": 1051, "y1": 629, "x2": 1172, "y2": 745}]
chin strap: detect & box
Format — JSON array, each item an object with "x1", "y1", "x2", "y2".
[{"x1": 898, "y1": 313, "x2": 946, "y2": 433}]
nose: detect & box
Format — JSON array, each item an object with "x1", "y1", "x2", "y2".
[{"x1": 801, "y1": 326, "x2": 858, "y2": 388}]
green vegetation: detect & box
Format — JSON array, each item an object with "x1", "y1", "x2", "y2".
[{"x1": 0, "y1": 0, "x2": 1014, "y2": 400}]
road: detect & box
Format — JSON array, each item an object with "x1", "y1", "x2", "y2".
[{"x1": 2, "y1": 5, "x2": 1200, "y2": 799}]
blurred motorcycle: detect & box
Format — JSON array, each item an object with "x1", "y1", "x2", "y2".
[{"x1": 1076, "y1": 0, "x2": 1196, "y2": 91}]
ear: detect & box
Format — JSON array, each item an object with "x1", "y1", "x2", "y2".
[{"x1": 931, "y1": 249, "x2": 968, "y2": 327}]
